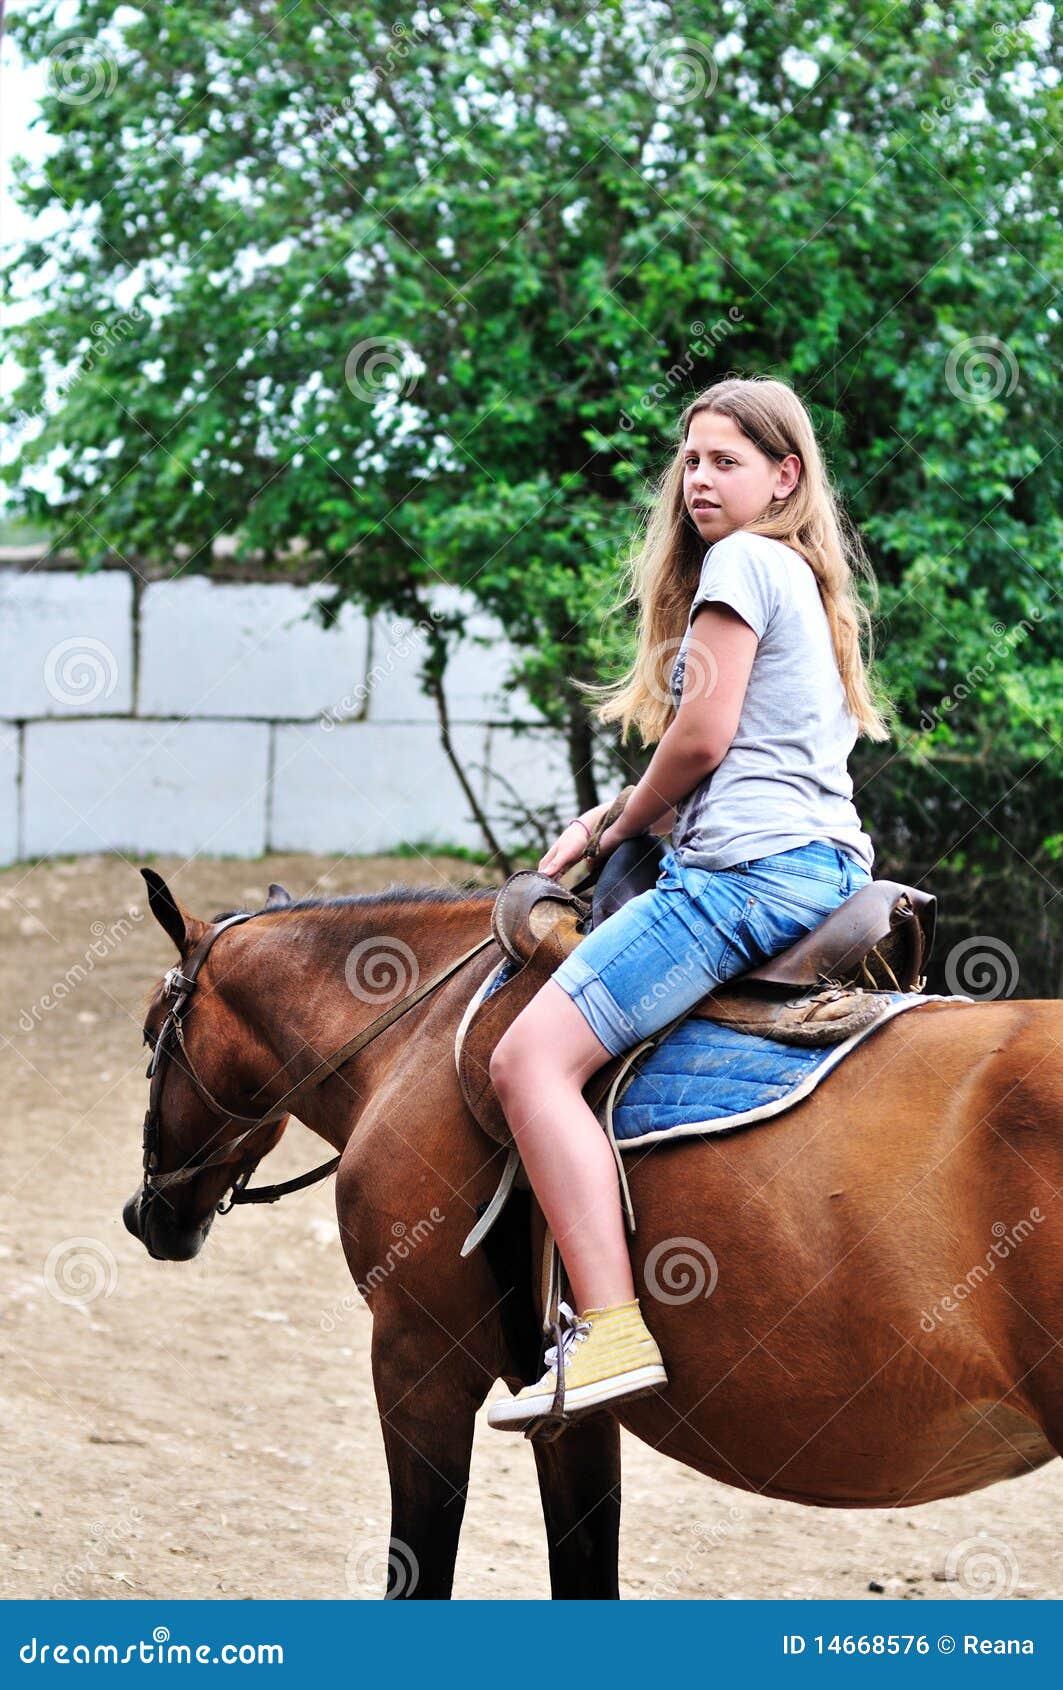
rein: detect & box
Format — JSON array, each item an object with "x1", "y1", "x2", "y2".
[{"x1": 141, "y1": 908, "x2": 494, "y2": 1215}]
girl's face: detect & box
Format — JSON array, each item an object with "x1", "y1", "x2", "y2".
[{"x1": 682, "y1": 409, "x2": 800, "y2": 543}]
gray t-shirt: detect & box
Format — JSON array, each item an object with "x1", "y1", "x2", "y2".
[{"x1": 668, "y1": 529, "x2": 875, "y2": 873}]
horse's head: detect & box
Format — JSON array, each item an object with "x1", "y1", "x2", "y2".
[{"x1": 124, "y1": 869, "x2": 292, "y2": 1262}]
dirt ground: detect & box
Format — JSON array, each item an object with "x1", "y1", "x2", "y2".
[{"x1": 1, "y1": 850, "x2": 1059, "y2": 1602}]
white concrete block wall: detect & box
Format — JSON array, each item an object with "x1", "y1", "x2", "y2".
[
  {"x1": 271, "y1": 721, "x2": 487, "y2": 855},
  {"x1": 0, "y1": 570, "x2": 133, "y2": 718},
  {"x1": 0, "y1": 723, "x2": 19, "y2": 864},
  {"x1": 139, "y1": 579, "x2": 369, "y2": 720},
  {"x1": 22, "y1": 720, "x2": 270, "y2": 859},
  {"x1": 0, "y1": 562, "x2": 574, "y2": 865},
  {"x1": 481, "y1": 727, "x2": 579, "y2": 830},
  {"x1": 362, "y1": 588, "x2": 544, "y2": 725}
]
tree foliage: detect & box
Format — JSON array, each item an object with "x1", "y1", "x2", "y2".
[{"x1": 3, "y1": 0, "x2": 1060, "y2": 987}]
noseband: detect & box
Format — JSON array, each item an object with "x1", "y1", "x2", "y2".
[{"x1": 141, "y1": 910, "x2": 494, "y2": 1217}]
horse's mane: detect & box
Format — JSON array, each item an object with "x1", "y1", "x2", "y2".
[
  {"x1": 208, "y1": 884, "x2": 497, "y2": 923},
  {"x1": 139, "y1": 884, "x2": 494, "y2": 1019}
]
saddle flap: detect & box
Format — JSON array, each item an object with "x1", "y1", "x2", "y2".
[{"x1": 457, "y1": 932, "x2": 624, "y2": 1150}]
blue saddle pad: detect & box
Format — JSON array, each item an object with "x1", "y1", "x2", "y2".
[
  {"x1": 471, "y1": 961, "x2": 962, "y2": 1149},
  {"x1": 610, "y1": 993, "x2": 950, "y2": 1147}
]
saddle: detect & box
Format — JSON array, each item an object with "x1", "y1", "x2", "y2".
[{"x1": 458, "y1": 836, "x2": 937, "y2": 1154}]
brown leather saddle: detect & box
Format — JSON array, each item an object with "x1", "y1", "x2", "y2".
[{"x1": 458, "y1": 836, "x2": 936, "y2": 1152}]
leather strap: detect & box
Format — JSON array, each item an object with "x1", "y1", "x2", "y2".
[
  {"x1": 583, "y1": 785, "x2": 636, "y2": 860},
  {"x1": 254, "y1": 933, "x2": 496, "y2": 1124}
]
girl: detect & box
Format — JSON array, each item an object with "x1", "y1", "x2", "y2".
[{"x1": 487, "y1": 376, "x2": 890, "y2": 1433}]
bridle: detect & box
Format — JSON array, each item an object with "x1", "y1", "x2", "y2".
[{"x1": 140, "y1": 909, "x2": 494, "y2": 1217}]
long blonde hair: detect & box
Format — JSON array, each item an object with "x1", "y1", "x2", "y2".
[{"x1": 593, "y1": 377, "x2": 891, "y2": 744}]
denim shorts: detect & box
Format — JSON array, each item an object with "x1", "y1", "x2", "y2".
[{"x1": 551, "y1": 839, "x2": 873, "y2": 1057}]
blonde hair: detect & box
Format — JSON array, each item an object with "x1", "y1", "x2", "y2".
[{"x1": 592, "y1": 376, "x2": 891, "y2": 744}]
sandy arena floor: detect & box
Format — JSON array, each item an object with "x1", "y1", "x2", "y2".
[{"x1": 1, "y1": 852, "x2": 1059, "y2": 1601}]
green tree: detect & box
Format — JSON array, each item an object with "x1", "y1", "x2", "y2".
[{"x1": 3, "y1": 1, "x2": 1060, "y2": 985}]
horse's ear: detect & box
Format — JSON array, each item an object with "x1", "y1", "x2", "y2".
[
  {"x1": 139, "y1": 868, "x2": 206, "y2": 955},
  {"x1": 264, "y1": 882, "x2": 293, "y2": 909}
]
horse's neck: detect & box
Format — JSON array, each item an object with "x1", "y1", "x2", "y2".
[{"x1": 252, "y1": 896, "x2": 492, "y2": 1140}]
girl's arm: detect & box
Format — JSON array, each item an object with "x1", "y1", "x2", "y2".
[
  {"x1": 600, "y1": 604, "x2": 758, "y2": 849},
  {"x1": 649, "y1": 805, "x2": 676, "y2": 834}
]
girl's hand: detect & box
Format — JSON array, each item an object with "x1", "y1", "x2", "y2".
[{"x1": 538, "y1": 803, "x2": 609, "y2": 878}]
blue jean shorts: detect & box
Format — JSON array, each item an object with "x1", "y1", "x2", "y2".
[{"x1": 551, "y1": 839, "x2": 873, "y2": 1057}]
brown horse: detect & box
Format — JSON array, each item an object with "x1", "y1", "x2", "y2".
[{"x1": 124, "y1": 870, "x2": 1063, "y2": 1599}]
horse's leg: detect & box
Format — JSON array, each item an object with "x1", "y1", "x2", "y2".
[
  {"x1": 531, "y1": 1414, "x2": 622, "y2": 1599},
  {"x1": 370, "y1": 1313, "x2": 487, "y2": 1600}
]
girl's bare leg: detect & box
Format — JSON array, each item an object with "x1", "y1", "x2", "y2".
[{"x1": 489, "y1": 982, "x2": 635, "y2": 1312}]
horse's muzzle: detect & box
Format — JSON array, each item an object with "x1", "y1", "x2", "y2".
[{"x1": 123, "y1": 1187, "x2": 210, "y2": 1261}]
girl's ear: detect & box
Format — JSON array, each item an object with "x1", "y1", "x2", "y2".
[{"x1": 773, "y1": 453, "x2": 802, "y2": 501}]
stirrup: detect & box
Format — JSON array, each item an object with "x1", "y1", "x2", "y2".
[{"x1": 524, "y1": 1304, "x2": 588, "y2": 1444}]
